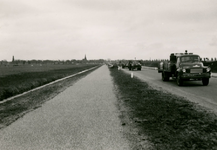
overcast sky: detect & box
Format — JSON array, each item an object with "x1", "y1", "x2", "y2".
[{"x1": 1, "y1": 0, "x2": 217, "y2": 61}]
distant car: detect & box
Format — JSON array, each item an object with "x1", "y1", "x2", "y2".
[{"x1": 128, "y1": 61, "x2": 142, "y2": 71}]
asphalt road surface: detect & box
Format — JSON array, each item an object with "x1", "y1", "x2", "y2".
[
  {"x1": 123, "y1": 67, "x2": 217, "y2": 113},
  {"x1": 0, "y1": 65, "x2": 130, "y2": 150}
]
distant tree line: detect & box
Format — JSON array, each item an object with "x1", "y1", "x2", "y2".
[{"x1": 0, "y1": 59, "x2": 105, "y2": 66}]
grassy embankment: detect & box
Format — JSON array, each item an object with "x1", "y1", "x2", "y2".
[
  {"x1": 0, "y1": 64, "x2": 98, "y2": 101},
  {"x1": 110, "y1": 67, "x2": 217, "y2": 150},
  {"x1": 0, "y1": 65, "x2": 100, "y2": 129}
]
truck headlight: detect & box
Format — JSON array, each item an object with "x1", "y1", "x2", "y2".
[{"x1": 182, "y1": 68, "x2": 186, "y2": 73}]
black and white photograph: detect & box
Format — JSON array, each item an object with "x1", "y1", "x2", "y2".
[{"x1": 0, "y1": 0, "x2": 217, "y2": 149}]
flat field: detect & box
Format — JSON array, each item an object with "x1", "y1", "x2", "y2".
[
  {"x1": 0, "y1": 64, "x2": 88, "y2": 77},
  {"x1": 0, "y1": 64, "x2": 99, "y2": 101}
]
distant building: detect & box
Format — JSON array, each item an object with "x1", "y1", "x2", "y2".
[
  {"x1": 83, "y1": 54, "x2": 87, "y2": 61},
  {"x1": 81, "y1": 54, "x2": 88, "y2": 63}
]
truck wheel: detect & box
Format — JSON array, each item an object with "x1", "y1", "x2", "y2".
[
  {"x1": 162, "y1": 72, "x2": 169, "y2": 81},
  {"x1": 176, "y1": 75, "x2": 183, "y2": 86},
  {"x1": 202, "y1": 78, "x2": 209, "y2": 86}
]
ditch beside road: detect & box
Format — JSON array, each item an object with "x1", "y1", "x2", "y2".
[{"x1": 0, "y1": 65, "x2": 131, "y2": 150}]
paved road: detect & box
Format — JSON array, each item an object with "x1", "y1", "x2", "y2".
[
  {"x1": 123, "y1": 67, "x2": 217, "y2": 113},
  {"x1": 0, "y1": 65, "x2": 130, "y2": 150}
]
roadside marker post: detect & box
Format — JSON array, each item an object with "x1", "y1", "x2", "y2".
[{"x1": 131, "y1": 72, "x2": 133, "y2": 78}]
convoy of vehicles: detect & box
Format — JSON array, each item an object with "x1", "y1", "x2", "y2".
[
  {"x1": 128, "y1": 61, "x2": 142, "y2": 71},
  {"x1": 158, "y1": 50, "x2": 211, "y2": 86},
  {"x1": 107, "y1": 51, "x2": 212, "y2": 86}
]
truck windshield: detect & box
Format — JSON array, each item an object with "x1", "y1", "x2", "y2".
[{"x1": 181, "y1": 56, "x2": 200, "y2": 63}]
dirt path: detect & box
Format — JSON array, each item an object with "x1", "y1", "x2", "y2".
[{"x1": 0, "y1": 65, "x2": 130, "y2": 150}]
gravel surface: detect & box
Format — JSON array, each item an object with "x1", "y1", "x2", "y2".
[{"x1": 0, "y1": 65, "x2": 130, "y2": 150}]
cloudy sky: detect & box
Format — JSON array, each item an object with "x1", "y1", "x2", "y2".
[{"x1": 0, "y1": 0, "x2": 217, "y2": 61}]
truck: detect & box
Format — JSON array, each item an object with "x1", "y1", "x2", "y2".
[
  {"x1": 128, "y1": 60, "x2": 142, "y2": 71},
  {"x1": 158, "y1": 50, "x2": 211, "y2": 86}
]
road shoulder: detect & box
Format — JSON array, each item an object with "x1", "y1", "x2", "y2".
[{"x1": 0, "y1": 65, "x2": 130, "y2": 150}]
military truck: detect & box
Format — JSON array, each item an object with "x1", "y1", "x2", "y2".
[
  {"x1": 158, "y1": 50, "x2": 211, "y2": 86},
  {"x1": 128, "y1": 61, "x2": 142, "y2": 71}
]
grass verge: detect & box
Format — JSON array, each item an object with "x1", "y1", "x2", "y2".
[
  {"x1": 0, "y1": 67, "x2": 99, "y2": 129},
  {"x1": 109, "y1": 67, "x2": 217, "y2": 150},
  {"x1": 0, "y1": 64, "x2": 98, "y2": 101}
]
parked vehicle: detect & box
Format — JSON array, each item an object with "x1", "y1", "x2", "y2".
[
  {"x1": 128, "y1": 61, "x2": 142, "y2": 71},
  {"x1": 158, "y1": 50, "x2": 211, "y2": 86}
]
